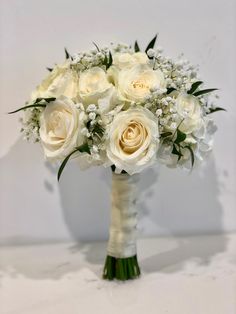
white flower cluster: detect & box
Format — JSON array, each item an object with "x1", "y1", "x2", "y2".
[
  {"x1": 19, "y1": 107, "x2": 43, "y2": 142},
  {"x1": 17, "y1": 37, "x2": 223, "y2": 176}
]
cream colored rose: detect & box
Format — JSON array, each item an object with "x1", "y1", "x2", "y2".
[
  {"x1": 78, "y1": 67, "x2": 113, "y2": 105},
  {"x1": 113, "y1": 52, "x2": 148, "y2": 69},
  {"x1": 39, "y1": 96, "x2": 84, "y2": 160},
  {"x1": 107, "y1": 107, "x2": 159, "y2": 174},
  {"x1": 31, "y1": 61, "x2": 79, "y2": 100},
  {"x1": 176, "y1": 93, "x2": 202, "y2": 134},
  {"x1": 117, "y1": 64, "x2": 166, "y2": 102}
]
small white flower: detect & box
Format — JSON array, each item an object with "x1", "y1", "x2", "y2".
[
  {"x1": 145, "y1": 102, "x2": 152, "y2": 109},
  {"x1": 92, "y1": 153, "x2": 100, "y2": 160},
  {"x1": 172, "y1": 113, "x2": 177, "y2": 119},
  {"x1": 87, "y1": 104, "x2": 97, "y2": 112},
  {"x1": 147, "y1": 48, "x2": 156, "y2": 58},
  {"x1": 88, "y1": 112, "x2": 96, "y2": 120},
  {"x1": 75, "y1": 103, "x2": 84, "y2": 110},
  {"x1": 170, "y1": 122, "x2": 177, "y2": 130},
  {"x1": 150, "y1": 86, "x2": 158, "y2": 92},
  {"x1": 160, "y1": 118, "x2": 167, "y2": 125},
  {"x1": 156, "y1": 109, "x2": 162, "y2": 116},
  {"x1": 91, "y1": 145, "x2": 99, "y2": 154},
  {"x1": 161, "y1": 99, "x2": 168, "y2": 106},
  {"x1": 90, "y1": 119, "x2": 97, "y2": 126}
]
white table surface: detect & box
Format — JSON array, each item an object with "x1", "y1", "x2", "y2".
[{"x1": 0, "y1": 234, "x2": 236, "y2": 314}]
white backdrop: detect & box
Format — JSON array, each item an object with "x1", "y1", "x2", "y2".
[{"x1": 0, "y1": 0, "x2": 235, "y2": 245}]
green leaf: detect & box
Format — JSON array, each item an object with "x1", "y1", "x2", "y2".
[
  {"x1": 193, "y1": 88, "x2": 218, "y2": 97},
  {"x1": 145, "y1": 34, "x2": 158, "y2": 55},
  {"x1": 92, "y1": 41, "x2": 100, "y2": 52},
  {"x1": 174, "y1": 129, "x2": 186, "y2": 144},
  {"x1": 103, "y1": 51, "x2": 113, "y2": 70},
  {"x1": 8, "y1": 97, "x2": 56, "y2": 114},
  {"x1": 64, "y1": 47, "x2": 70, "y2": 59},
  {"x1": 103, "y1": 53, "x2": 108, "y2": 67},
  {"x1": 134, "y1": 40, "x2": 140, "y2": 52},
  {"x1": 187, "y1": 81, "x2": 203, "y2": 94},
  {"x1": 57, "y1": 143, "x2": 90, "y2": 181},
  {"x1": 107, "y1": 51, "x2": 113, "y2": 69},
  {"x1": 184, "y1": 145, "x2": 194, "y2": 167},
  {"x1": 110, "y1": 165, "x2": 127, "y2": 174},
  {"x1": 166, "y1": 87, "x2": 176, "y2": 94},
  {"x1": 172, "y1": 144, "x2": 183, "y2": 161},
  {"x1": 207, "y1": 107, "x2": 226, "y2": 114},
  {"x1": 111, "y1": 165, "x2": 116, "y2": 172},
  {"x1": 77, "y1": 142, "x2": 91, "y2": 154},
  {"x1": 34, "y1": 97, "x2": 56, "y2": 104},
  {"x1": 8, "y1": 104, "x2": 46, "y2": 114},
  {"x1": 161, "y1": 132, "x2": 172, "y2": 138}
]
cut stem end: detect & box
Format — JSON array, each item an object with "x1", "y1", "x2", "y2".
[{"x1": 103, "y1": 255, "x2": 141, "y2": 281}]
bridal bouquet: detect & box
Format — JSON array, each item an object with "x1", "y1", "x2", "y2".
[{"x1": 10, "y1": 35, "x2": 225, "y2": 281}]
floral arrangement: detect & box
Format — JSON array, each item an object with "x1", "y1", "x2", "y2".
[{"x1": 10, "y1": 35, "x2": 225, "y2": 281}]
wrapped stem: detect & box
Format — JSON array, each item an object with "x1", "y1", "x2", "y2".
[{"x1": 103, "y1": 172, "x2": 141, "y2": 280}]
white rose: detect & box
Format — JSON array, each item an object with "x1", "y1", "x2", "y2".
[
  {"x1": 113, "y1": 52, "x2": 149, "y2": 69},
  {"x1": 107, "y1": 107, "x2": 159, "y2": 174},
  {"x1": 31, "y1": 60, "x2": 79, "y2": 100},
  {"x1": 78, "y1": 67, "x2": 113, "y2": 105},
  {"x1": 39, "y1": 96, "x2": 84, "y2": 160},
  {"x1": 117, "y1": 64, "x2": 166, "y2": 102},
  {"x1": 176, "y1": 93, "x2": 202, "y2": 134}
]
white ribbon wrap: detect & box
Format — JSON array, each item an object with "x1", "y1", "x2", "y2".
[{"x1": 107, "y1": 172, "x2": 139, "y2": 258}]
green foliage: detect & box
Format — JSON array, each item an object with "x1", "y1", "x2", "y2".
[
  {"x1": 174, "y1": 129, "x2": 187, "y2": 144},
  {"x1": 64, "y1": 47, "x2": 70, "y2": 59},
  {"x1": 166, "y1": 87, "x2": 176, "y2": 94},
  {"x1": 103, "y1": 255, "x2": 140, "y2": 281},
  {"x1": 161, "y1": 132, "x2": 172, "y2": 138},
  {"x1": 8, "y1": 104, "x2": 46, "y2": 114},
  {"x1": 187, "y1": 81, "x2": 203, "y2": 94},
  {"x1": 57, "y1": 143, "x2": 91, "y2": 181},
  {"x1": 134, "y1": 40, "x2": 140, "y2": 52},
  {"x1": 145, "y1": 34, "x2": 158, "y2": 56},
  {"x1": 103, "y1": 51, "x2": 113, "y2": 70},
  {"x1": 34, "y1": 97, "x2": 56, "y2": 104},
  {"x1": 207, "y1": 107, "x2": 226, "y2": 114},
  {"x1": 170, "y1": 127, "x2": 195, "y2": 166},
  {"x1": 8, "y1": 97, "x2": 56, "y2": 114},
  {"x1": 108, "y1": 51, "x2": 113, "y2": 68},
  {"x1": 92, "y1": 41, "x2": 100, "y2": 52},
  {"x1": 193, "y1": 88, "x2": 218, "y2": 97},
  {"x1": 111, "y1": 165, "x2": 116, "y2": 172},
  {"x1": 184, "y1": 145, "x2": 194, "y2": 167},
  {"x1": 172, "y1": 144, "x2": 183, "y2": 161},
  {"x1": 110, "y1": 165, "x2": 127, "y2": 174}
]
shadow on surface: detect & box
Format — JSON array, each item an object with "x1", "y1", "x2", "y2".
[
  {"x1": 141, "y1": 234, "x2": 227, "y2": 273},
  {"x1": 0, "y1": 137, "x2": 228, "y2": 278}
]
